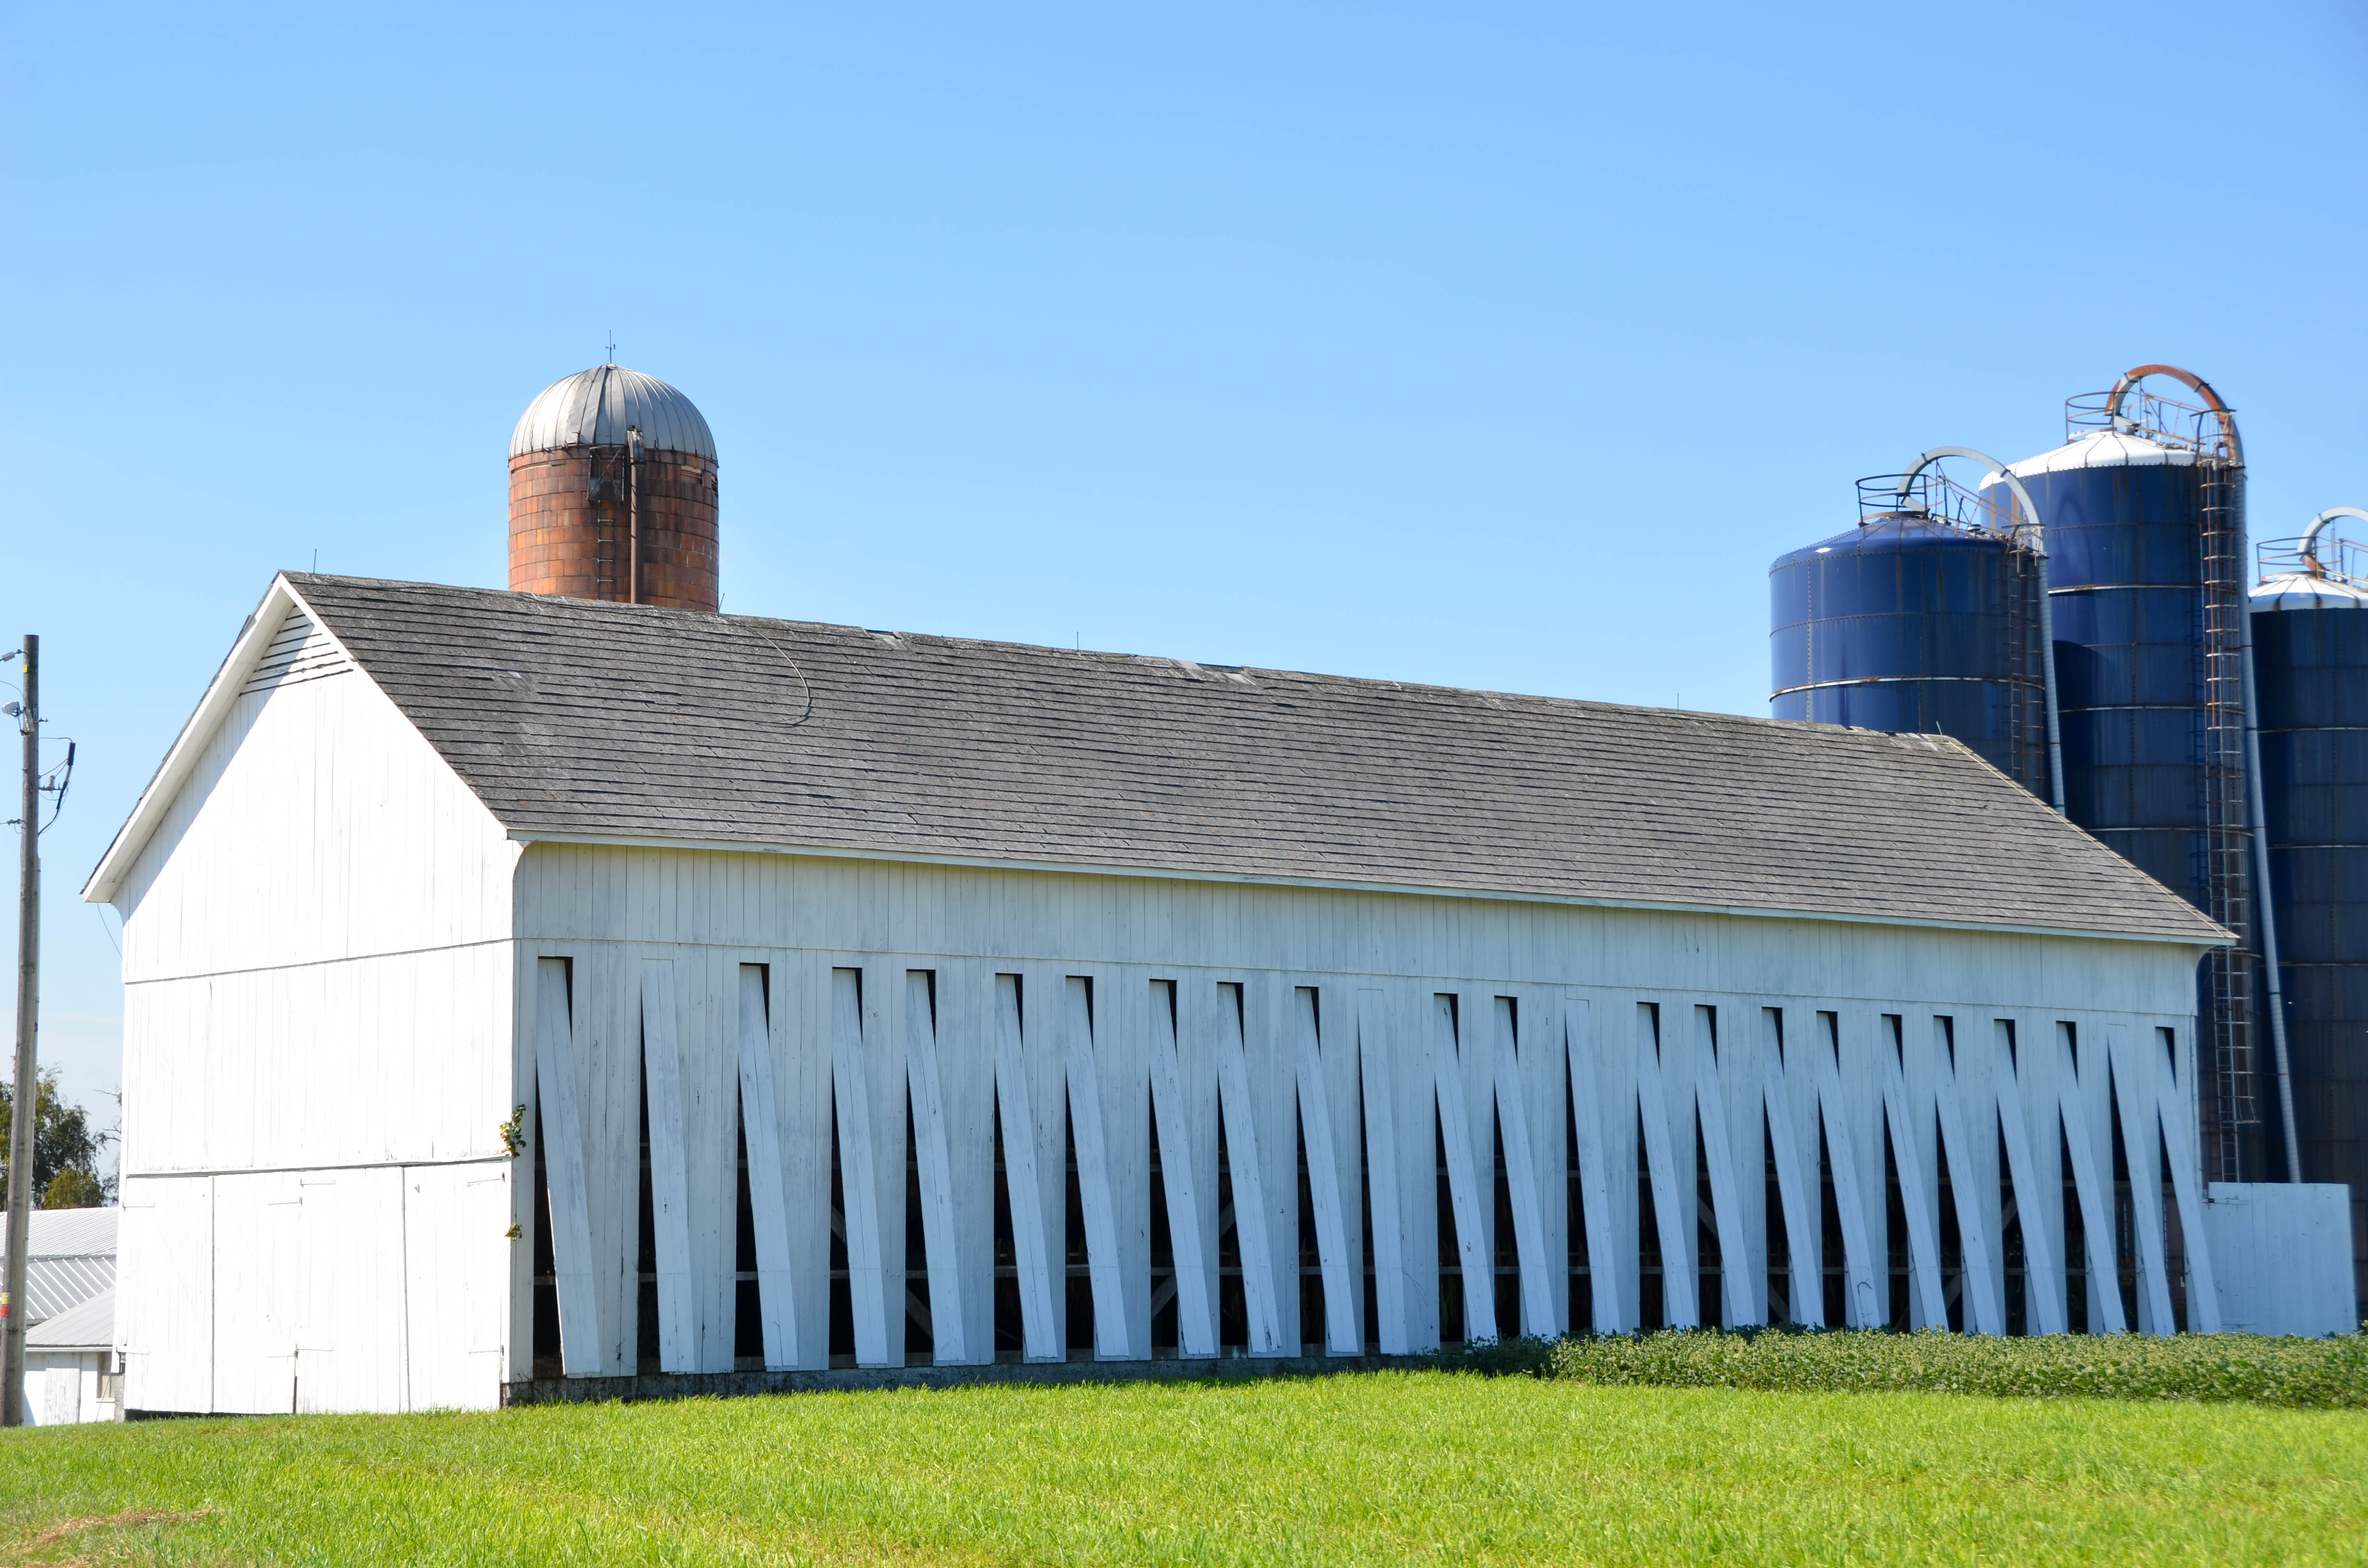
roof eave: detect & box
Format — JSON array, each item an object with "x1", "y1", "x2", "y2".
[
  {"x1": 83, "y1": 574, "x2": 352, "y2": 905},
  {"x1": 506, "y1": 829, "x2": 2232, "y2": 950}
]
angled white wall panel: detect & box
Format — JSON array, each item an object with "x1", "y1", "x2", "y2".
[
  {"x1": 934, "y1": 960, "x2": 1002, "y2": 1364},
  {"x1": 1566, "y1": 995, "x2": 1635, "y2": 1333},
  {"x1": 1929, "y1": 1025, "x2": 2004, "y2": 1335},
  {"x1": 1689, "y1": 1005, "x2": 1757, "y2": 1328},
  {"x1": 1506, "y1": 990, "x2": 1569, "y2": 1338},
  {"x1": 904, "y1": 969, "x2": 970, "y2": 1365},
  {"x1": 1212, "y1": 981, "x2": 1285, "y2": 1355},
  {"x1": 1760, "y1": 1007, "x2": 1822, "y2": 1328},
  {"x1": 2156, "y1": 1029, "x2": 2221, "y2": 1333},
  {"x1": 1991, "y1": 1023, "x2": 2068, "y2": 1335},
  {"x1": 1492, "y1": 995, "x2": 1557, "y2": 1338},
  {"x1": 1937, "y1": 1016, "x2": 2006, "y2": 1335},
  {"x1": 994, "y1": 972, "x2": 1063, "y2": 1361},
  {"x1": 772, "y1": 948, "x2": 837, "y2": 1371},
  {"x1": 831, "y1": 966, "x2": 900, "y2": 1368},
  {"x1": 1063, "y1": 975, "x2": 1137, "y2": 1360},
  {"x1": 1431, "y1": 992, "x2": 1497, "y2": 1345},
  {"x1": 1633, "y1": 1003, "x2": 1697, "y2": 1328},
  {"x1": 1357, "y1": 986, "x2": 1421, "y2": 1353},
  {"x1": 1878, "y1": 1017, "x2": 1946, "y2": 1333},
  {"x1": 2056, "y1": 1025, "x2": 2127, "y2": 1335},
  {"x1": 531, "y1": 956, "x2": 605, "y2": 1376},
  {"x1": 641, "y1": 961, "x2": 699, "y2": 1373},
  {"x1": 1094, "y1": 968, "x2": 1155, "y2": 1362},
  {"x1": 1895, "y1": 1012, "x2": 1948, "y2": 1329},
  {"x1": 1295, "y1": 983, "x2": 1362, "y2": 1353},
  {"x1": 1830, "y1": 1007, "x2": 1889, "y2": 1327},
  {"x1": 1148, "y1": 978, "x2": 1218, "y2": 1358},
  {"x1": 1812, "y1": 1013, "x2": 1883, "y2": 1329},
  {"x1": 2105, "y1": 1024, "x2": 2175, "y2": 1335},
  {"x1": 737, "y1": 965, "x2": 801, "y2": 1370}
]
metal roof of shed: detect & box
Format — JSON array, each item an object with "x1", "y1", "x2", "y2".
[
  {"x1": 26, "y1": 1286, "x2": 113, "y2": 1351},
  {"x1": 0, "y1": 1210, "x2": 117, "y2": 1324}
]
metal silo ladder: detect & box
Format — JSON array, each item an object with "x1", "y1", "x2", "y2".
[{"x1": 2199, "y1": 453, "x2": 2258, "y2": 1181}]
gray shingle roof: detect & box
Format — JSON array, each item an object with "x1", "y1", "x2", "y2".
[{"x1": 286, "y1": 574, "x2": 2225, "y2": 943}]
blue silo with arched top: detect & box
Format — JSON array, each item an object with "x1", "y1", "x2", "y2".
[
  {"x1": 1770, "y1": 510, "x2": 2047, "y2": 793},
  {"x1": 1990, "y1": 430, "x2": 2221, "y2": 909}
]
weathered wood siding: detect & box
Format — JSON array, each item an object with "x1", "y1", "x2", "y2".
[
  {"x1": 516, "y1": 843, "x2": 2213, "y2": 1376},
  {"x1": 111, "y1": 607, "x2": 521, "y2": 1414}
]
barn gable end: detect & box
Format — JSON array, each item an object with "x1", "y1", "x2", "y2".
[{"x1": 89, "y1": 577, "x2": 523, "y2": 1416}]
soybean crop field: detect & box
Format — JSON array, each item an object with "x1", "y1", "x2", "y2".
[{"x1": 4, "y1": 1371, "x2": 2365, "y2": 1566}]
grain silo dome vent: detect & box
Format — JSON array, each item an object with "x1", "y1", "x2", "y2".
[{"x1": 509, "y1": 364, "x2": 717, "y2": 462}]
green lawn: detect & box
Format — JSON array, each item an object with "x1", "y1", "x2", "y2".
[{"x1": 3, "y1": 1372, "x2": 2364, "y2": 1566}]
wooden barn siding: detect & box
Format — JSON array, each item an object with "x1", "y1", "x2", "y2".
[
  {"x1": 111, "y1": 607, "x2": 522, "y2": 1414},
  {"x1": 512, "y1": 845, "x2": 2211, "y2": 1377}
]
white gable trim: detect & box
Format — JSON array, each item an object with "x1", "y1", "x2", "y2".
[
  {"x1": 84, "y1": 576, "x2": 369, "y2": 904},
  {"x1": 506, "y1": 828, "x2": 2229, "y2": 950}
]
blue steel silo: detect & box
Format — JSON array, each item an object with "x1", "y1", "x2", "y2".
[
  {"x1": 1771, "y1": 472, "x2": 2052, "y2": 799},
  {"x1": 2252, "y1": 510, "x2": 2368, "y2": 1304},
  {"x1": 1989, "y1": 365, "x2": 2268, "y2": 1181}
]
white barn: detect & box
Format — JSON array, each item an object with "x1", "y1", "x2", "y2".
[{"x1": 86, "y1": 571, "x2": 2249, "y2": 1414}]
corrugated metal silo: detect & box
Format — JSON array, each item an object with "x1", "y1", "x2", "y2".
[
  {"x1": 509, "y1": 363, "x2": 721, "y2": 612},
  {"x1": 1990, "y1": 365, "x2": 2262, "y2": 1179},
  {"x1": 2252, "y1": 512, "x2": 2368, "y2": 1305},
  {"x1": 1770, "y1": 479, "x2": 2050, "y2": 798}
]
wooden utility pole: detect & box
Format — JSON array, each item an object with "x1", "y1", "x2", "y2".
[{"x1": 2, "y1": 635, "x2": 36, "y2": 1426}]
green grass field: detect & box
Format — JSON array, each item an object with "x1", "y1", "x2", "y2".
[{"x1": 4, "y1": 1372, "x2": 2365, "y2": 1566}]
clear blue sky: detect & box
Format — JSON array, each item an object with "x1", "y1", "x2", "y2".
[{"x1": 6, "y1": 1, "x2": 2366, "y2": 1139}]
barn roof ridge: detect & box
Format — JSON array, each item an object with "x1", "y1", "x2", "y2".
[{"x1": 93, "y1": 572, "x2": 2230, "y2": 946}]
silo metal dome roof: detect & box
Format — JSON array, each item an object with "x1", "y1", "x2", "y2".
[{"x1": 510, "y1": 364, "x2": 717, "y2": 462}]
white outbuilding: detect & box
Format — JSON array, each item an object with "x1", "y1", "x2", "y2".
[
  {"x1": 86, "y1": 570, "x2": 2271, "y2": 1415},
  {"x1": 5, "y1": 1208, "x2": 119, "y2": 1424}
]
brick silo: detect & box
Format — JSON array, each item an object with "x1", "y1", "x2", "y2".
[{"x1": 508, "y1": 363, "x2": 720, "y2": 611}]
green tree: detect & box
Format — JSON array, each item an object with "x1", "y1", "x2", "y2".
[{"x1": 0, "y1": 1067, "x2": 115, "y2": 1209}]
